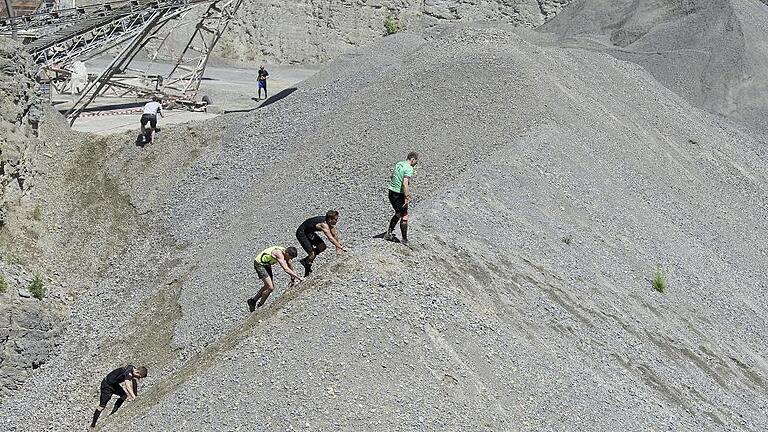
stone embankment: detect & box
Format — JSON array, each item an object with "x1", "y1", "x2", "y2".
[{"x1": 219, "y1": 0, "x2": 571, "y2": 63}]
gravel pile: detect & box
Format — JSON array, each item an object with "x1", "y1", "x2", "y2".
[
  {"x1": 539, "y1": 0, "x2": 768, "y2": 134},
  {"x1": 2, "y1": 18, "x2": 768, "y2": 432}
]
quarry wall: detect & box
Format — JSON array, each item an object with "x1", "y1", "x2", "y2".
[
  {"x1": 0, "y1": 38, "x2": 63, "y2": 401},
  {"x1": 219, "y1": 0, "x2": 571, "y2": 63}
]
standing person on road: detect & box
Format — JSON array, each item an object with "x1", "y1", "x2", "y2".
[
  {"x1": 139, "y1": 96, "x2": 163, "y2": 144},
  {"x1": 296, "y1": 210, "x2": 347, "y2": 277},
  {"x1": 89, "y1": 365, "x2": 148, "y2": 431},
  {"x1": 384, "y1": 152, "x2": 418, "y2": 246},
  {"x1": 248, "y1": 246, "x2": 303, "y2": 311},
  {"x1": 256, "y1": 65, "x2": 269, "y2": 101}
]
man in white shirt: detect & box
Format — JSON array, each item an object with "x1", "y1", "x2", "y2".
[{"x1": 140, "y1": 96, "x2": 164, "y2": 144}]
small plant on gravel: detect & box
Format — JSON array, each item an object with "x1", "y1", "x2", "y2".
[
  {"x1": 5, "y1": 253, "x2": 23, "y2": 266},
  {"x1": 0, "y1": 276, "x2": 6, "y2": 294},
  {"x1": 384, "y1": 15, "x2": 401, "y2": 35},
  {"x1": 31, "y1": 205, "x2": 42, "y2": 221},
  {"x1": 561, "y1": 235, "x2": 573, "y2": 245},
  {"x1": 28, "y1": 274, "x2": 45, "y2": 300},
  {"x1": 652, "y1": 268, "x2": 667, "y2": 293}
]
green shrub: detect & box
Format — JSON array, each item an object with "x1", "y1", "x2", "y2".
[
  {"x1": 0, "y1": 276, "x2": 6, "y2": 294},
  {"x1": 31, "y1": 205, "x2": 42, "y2": 221},
  {"x1": 384, "y1": 15, "x2": 401, "y2": 35},
  {"x1": 28, "y1": 274, "x2": 45, "y2": 300},
  {"x1": 652, "y1": 268, "x2": 666, "y2": 293}
]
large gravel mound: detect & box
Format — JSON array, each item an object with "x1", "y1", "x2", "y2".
[
  {"x1": 538, "y1": 0, "x2": 768, "y2": 133},
  {"x1": 2, "y1": 23, "x2": 768, "y2": 431}
]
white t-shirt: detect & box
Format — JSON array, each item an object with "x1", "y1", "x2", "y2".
[{"x1": 143, "y1": 101, "x2": 162, "y2": 115}]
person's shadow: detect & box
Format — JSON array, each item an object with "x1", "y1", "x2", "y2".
[{"x1": 229, "y1": 88, "x2": 298, "y2": 113}]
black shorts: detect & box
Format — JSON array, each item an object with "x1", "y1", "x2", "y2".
[
  {"x1": 296, "y1": 229, "x2": 326, "y2": 254},
  {"x1": 254, "y1": 263, "x2": 273, "y2": 280},
  {"x1": 99, "y1": 381, "x2": 127, "y2": 407},
  {"x1": 140, "y1": 114, "x2": 157, "y2": 129},
  {"x1": 389, "y1": 190, "x2": 408, "y2": 215}
]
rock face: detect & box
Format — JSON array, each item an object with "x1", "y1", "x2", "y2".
[
  {"x1": 0, "y1": 37, "x2": 61, "y2": 401},
  {"x1": 0, "y1": 38, "x2": 40, "y2": 226},
  {"x1": 218, "y1": 0, "x2": 571, "y2": 63},
  {"x1": 0, "y1": 263, "x2": 62, "y2": 399}
]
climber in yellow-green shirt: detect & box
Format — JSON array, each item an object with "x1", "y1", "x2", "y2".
[{"x1": 248, "y1": 245, "x2": 303, "y2": 312}]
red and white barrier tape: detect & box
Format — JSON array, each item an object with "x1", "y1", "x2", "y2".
[{"x1": 78, "y1": 108, "x2": 144, "y2": 118}]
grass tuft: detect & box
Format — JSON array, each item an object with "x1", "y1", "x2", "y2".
[
  {"x1": 561, "y1": 235, "x2": 573, "y2": 245},
  {"x1": 28, "y1": 274, "x2": 45, "y2": 300},
  {"x1": 0, "y1": 275, "x2": 6, "y2": 294},
  {"x1": 652, "y1": 268, "x2": 667, "y2": 293},
  {"x1": 384, "y1": 15, "x2": 401, "y2": 35}
]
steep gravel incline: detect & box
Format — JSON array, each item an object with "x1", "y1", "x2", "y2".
[{"x1": 2, "y1": 22, "x2": 768, "y2": 431}]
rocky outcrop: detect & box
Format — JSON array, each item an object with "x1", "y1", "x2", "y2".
[
  {"x1": 0, "y1": 37, "x2": 60, "y2": 401},
  {"x1": 0, "y1": 263, "x2": 62, "y2": 399},
  {"x1": 218, "y1": 0, "x2": 571, "y2": 63},
  {"x1": 0, "y1": 37, "x2": 40, "y2": 226}
]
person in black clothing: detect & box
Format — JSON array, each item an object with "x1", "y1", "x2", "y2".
[
  {"x1": 89, "y1": 365, "x2": 148, "y2": 431},
  {"x1": 296, "y1": 210, "x2": 347, "y2": 276},
  {"x1": 256, "y1": 66, "x2": 269, "y2": 101}
]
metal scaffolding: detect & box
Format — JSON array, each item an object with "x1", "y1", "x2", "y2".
[{"x1": 4, "y1": 0, "x2": 244, "y2": 123}]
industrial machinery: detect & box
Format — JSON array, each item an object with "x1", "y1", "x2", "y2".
[{"x1": 1, "y1": 0, "x2": 243, "y2": 123}]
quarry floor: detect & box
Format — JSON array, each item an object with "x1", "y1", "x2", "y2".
[{"x1": 54, "y1": 62, "x2": 318, "y2": 135}]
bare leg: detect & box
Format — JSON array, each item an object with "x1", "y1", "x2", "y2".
[
  {"x1": 306, "y1": 250, "x2": 317, "y2": 264},
  {"x1": 309, "y1": 243, "x2": 326, "y2": 263},
  {"x1": 256, "y1": 277, "x2": 274, "y2": 307}
]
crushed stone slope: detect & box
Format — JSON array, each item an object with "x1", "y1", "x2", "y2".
[
  {"x1": 125, "y1": 26, "x2": 766, "y2": 431},
  {"x1": 2, "y1": 23, "x2": 768, "y2": 431},
  {"x1": 538, "y1": 0, "x2": 768, "y2": 134}
]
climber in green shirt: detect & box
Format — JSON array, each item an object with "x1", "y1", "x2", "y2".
[{"x1": 384, "y1": 151, "x2": 418, "y2": 245}]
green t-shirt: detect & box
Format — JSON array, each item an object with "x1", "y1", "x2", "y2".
[{"x1": 388, "y1": 160, "x2": 414, "y2": 193}]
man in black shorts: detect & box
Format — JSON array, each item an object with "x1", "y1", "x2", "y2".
[
  {"x1": 384, "y1": 152, "x2": 418, "y2": 245},
  {"x1": 139, "y1": 96, "x2": 164, "y2": 144},
  {"x1": 296, "y1": 210, "x2": 347, "y2": 277},
  {"x1": 89, "y1": 364, "x2": 148, "y2": 431}
]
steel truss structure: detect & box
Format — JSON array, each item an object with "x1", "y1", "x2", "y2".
[{"x1": 4, "y1": 0, "x2": 243, "y2": 123}]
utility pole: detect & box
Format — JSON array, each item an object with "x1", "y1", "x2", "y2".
[
  {"x1": 3, "y1": 0, "x2": 17, "y2": 39},
  {"x1": 2, "y1": 0, "x2": 14, "y2": 18}
]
